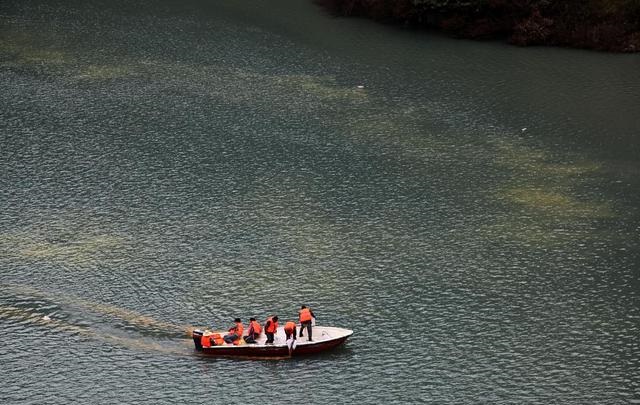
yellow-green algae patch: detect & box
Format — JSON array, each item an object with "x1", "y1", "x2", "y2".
[
  {"x1": 280, "y1": 74, "x2": 368, "y2": 101},
  {"x1": 0, "y1": 34, "x2": 69, "y2": 66},
  {"x1": 228, "y1": 68, "x2": 369, "y2": 102},
  {"x1": 75, "y1": 64, "x2": 136, "y2": 80},
  {"x1": 479, "y1": 214, "x2": 635, "y2": 249},
  {"x1": 2, "y1": 234, "x2": 125, "y2": 266},
  {"x1": 487, "y1": 138, "x2": 617, "y2": 247},
  {"x1": 494, "y1": 140, "x2": 601, "y2": 178},
  {"x1": 536, "y1": 162, "x2": 601, "y2": 176},
  {"x1": 493, "y1": 141, "x2": 547, "y2": 169},
  {"x1": 479, "y1": 220, "x2": 585, "y2": 247},
  {"x1": 501, "y1": 187, "x2": 614, "y2": 218},
  {"x1": 17, "y1": 49, "x2": 67, "y2": 65},
  {"x1": 341, "y1": 104, "x2": 454, "y2": 160},
  {"x1": 21, "y1": 235, "x2": 121, "y2": 256},
  {"x1": 493, "y1": 138, "x2": 613, "y2": 217}
]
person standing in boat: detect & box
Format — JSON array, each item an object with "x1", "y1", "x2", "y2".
[
  {"x1": 244, "y1": 317, "x2": 262, "y2": 344},
  {"x1": 298, "y1": 305, "x2": 316, "y2": 341},
  {"x1": 264, "y1": 315, "x2": 278, "y2": 344},
  {"x1": 223, "y1": 318, "x2": 244, "y2": 344}
]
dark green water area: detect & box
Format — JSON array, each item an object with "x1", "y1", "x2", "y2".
[{"x1": 1, "y1": 0, "x2": 639, "y2": 403}]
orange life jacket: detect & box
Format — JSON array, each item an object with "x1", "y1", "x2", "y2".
[
  {"x1": 299, "y1": 308, "x2": 312, "y2": 323},
  {"x1": 229, "y1": 322, "x2": 244, "y2": 336},
  {"x1": 212, "y1": 333, "x2": 224, "y2": 346},
  {"x1": 265, "y1": 317, "x2": 278, "y2": 333},
  {"x1": 284, "y1": 321, "x2": 296, "y2": 333},
  {"x1": 250, "y1": 320, "x2": 262, "y2": 335},
  {"x1": 201, "y1": 334, "x2": 212, "y2": 348}
]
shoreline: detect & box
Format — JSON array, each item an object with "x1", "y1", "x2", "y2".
[{"x1": 314, "y1": 0, "x2": 640, "y2": 52}]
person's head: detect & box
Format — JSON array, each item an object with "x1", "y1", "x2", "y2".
[
  {"x1": 249, "y1": 317, "x2": 256, "y2": 322},
  {"x1": 234, "y1": 318, "x2": 241, "y2": 323},
  {"x1": 272, "y1": 316, "x2": 279, "y2": 322},
  {"x1": 301, "y1": 305, "x2": 307, "y2": 309}
]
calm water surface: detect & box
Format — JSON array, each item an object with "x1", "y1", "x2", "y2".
[{"x1": 1, "y1": 0, "x2": 639, "y2": 403}]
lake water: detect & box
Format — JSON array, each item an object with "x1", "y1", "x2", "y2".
[{"x1": 1, "y1": 0, "x2": 639, "y2": 403}]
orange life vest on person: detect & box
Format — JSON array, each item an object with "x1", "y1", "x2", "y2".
[
  {"x1": 250, "y1": 320, "x2": 262, "y2": 335},
  {"x1": 230, "y1": 322, "x2": 244, "y2": 336},
  {"x1": 265, "y1": 317, "x2": 278, "y2": 333},
  {"x1": 201, "y1": 334, "x2": 212, "y2": 348},
  {"x1": 299, "y1": 308, "x2": 312, "y2": 323},
  {"x1": 284, "y1": 321, "x2": 296, "y2": 333}
]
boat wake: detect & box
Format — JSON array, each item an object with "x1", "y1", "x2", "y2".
[{"x1": 0, "y1": 283, "x2": 194, "y2": 356}]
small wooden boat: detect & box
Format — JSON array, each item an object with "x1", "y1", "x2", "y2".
[{"x1": 192, "y1": 326, "x2": 353, "y2": 358}]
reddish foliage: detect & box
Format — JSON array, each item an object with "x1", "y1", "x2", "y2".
[
  {"x1": 510, "y1": 9, "x2": 554, "y2": 45},
  {"x1": 626, "y1": 32, "x2": 640, "y2": 52},
  {"x1": 314, "y1": 0, "x2": 640, "y2": 51}
]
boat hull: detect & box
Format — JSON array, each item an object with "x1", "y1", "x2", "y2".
[{"x1": 192, "y1": 326, "x2": 352, "y2": 358}]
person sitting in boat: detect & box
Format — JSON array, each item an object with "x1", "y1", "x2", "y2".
[
  {"x1": 264, "y1": 315, "x2": 278, "y2": 344},
  {"x1": 284, "y1": 321, "x2": 297, "y2": 341},
  {"x1": 244, "y1": 317, "x2": 262, "y2": 344},
  {"x1": 223, "y1": 318, "x2": 244, "y2": 344},
  {"x1": 298, "y1": 305, "x2": 316, "y2": 341},
  {"x1": 201, "y1": 330, "x2": 214, "y2": 348}
]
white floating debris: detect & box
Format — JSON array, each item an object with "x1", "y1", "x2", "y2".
[
  {"x1": 42, "y1": 315, "x2": 51, "y2": 321},
  {"x1": 356, "y1": 85, "x2": 364, "y2": 89},
  {"x1": 521, "y1": 127, "x2": 527, "y2": 132}
]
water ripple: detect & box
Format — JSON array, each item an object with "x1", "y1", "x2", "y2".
[{"x1": 1, "y1": 0, "x2": 639, "y2": 403}]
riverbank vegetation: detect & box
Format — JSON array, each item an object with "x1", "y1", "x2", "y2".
[{"x1": 315, "y1": 0, "x2": 640, "y2": 52}]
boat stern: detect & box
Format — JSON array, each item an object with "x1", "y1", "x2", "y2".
[{"x1": 192, "y1": 329, "x2": 204, "y2": 351}]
